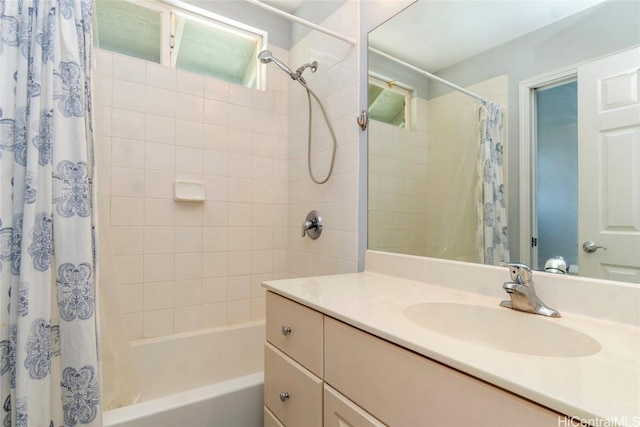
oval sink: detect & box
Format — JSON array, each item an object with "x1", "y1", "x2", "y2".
[{"x1": 403, "y1": 302, "x2": 601, "y2": 357}]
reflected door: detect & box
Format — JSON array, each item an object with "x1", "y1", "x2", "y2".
[{"x1": 577, "y1": 47, "x2": 640, "y2": 283}]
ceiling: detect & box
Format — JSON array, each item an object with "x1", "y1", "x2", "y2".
[
  {"x1": 368, "y1": 0, "x2": 608, "y2": 73},
  {"x1": 263, "y1": 0, "x2": 305, "y2": 13}
]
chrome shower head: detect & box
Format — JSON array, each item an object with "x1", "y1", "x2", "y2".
[{"x1": 258, "y1": 49, "x2": 296, "y2": 80}]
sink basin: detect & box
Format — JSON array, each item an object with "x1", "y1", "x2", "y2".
[{"x1": 403, "y1": 302, "x2": 601, "y2": 357}]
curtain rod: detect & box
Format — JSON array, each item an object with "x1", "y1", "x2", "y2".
[
  {"x1": 369, "y1": 47, "x2": 487, "y2": 103},
  {"x1": 240, "y1": 0, "x2": 357, "y2": 46}
]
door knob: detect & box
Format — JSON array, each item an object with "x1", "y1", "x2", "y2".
[{"x1": 582, "y1": 241, "x2": 607, "y2": 253}]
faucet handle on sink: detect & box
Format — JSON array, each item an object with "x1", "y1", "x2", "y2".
[{"x1": 500, "y1": 262, "x2": 533, "y2": 284}]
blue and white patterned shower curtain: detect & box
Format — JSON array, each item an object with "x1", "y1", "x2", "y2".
[
  {"x1": 0, "y1": 0, "x2": 101, "y2": 425},
  {"x1": 476, "y1": 100, "x2": 510, "y2": 265}
]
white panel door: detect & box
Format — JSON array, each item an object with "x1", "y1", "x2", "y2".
[{"x1": 577, "y1": 46, "x2": 640, "y2": 283}]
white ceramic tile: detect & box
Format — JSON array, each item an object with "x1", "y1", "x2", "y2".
[
  {"x1": 203, "y1": 227, "x2": 228, "y2": 252},
  {"x1": 251, "y1": 203, "x2": 273, "y2": 227},
  {"x1": 228, "y1": 104, "x2": 251, "y2": 131},
  {"x1": 177, "y1": 70, "x2": 204, "y2": 96},
  {"x1": 144, "y1": 171, "x2": 174, "y2": 198},
  {"x1": 229, "y1": 153, "x2": 251, "y2": 178},
  {"x1": 143, "y1": 280, "x2": 174, "y2": 311},
  {"x1": 202, "y1": 303, "x2": 227, "y2": 328},
  {"x1": 174, "y1": 306, "x2": 202, "y2": 333},
  {"x1": 112, "y1": 79, "x2": 146, "y2": 112},
  {"x1": 228, "y1": 129, "x2": 252, "y2": 155},
  {"x1": 111, "y1": 167, "x2": 145, "y2": 197},
  {"x1": 252, "y1": 89, "x2": 274, "y2": 112},
  {"x1": 229, "y1": 84, "x2": 253, "y2": 106},
  {"x1": 111, "y1": 226, "x2": 144, "y2": 255},
  {"x1": 204, "y1": 77, "x2": 229, "y2": 101},
  {"x1": 228, "y1": 178, "x2": 252, "y2": 202},
  {"x1": 228, "y1": 299, "x2": 251, "y2": 324},
  {"x1": 252, "y1": 109, "x2": 274, "y2": 134},
  {"x1": 96, "y1": 76, "x2": 113, "y2": 107},
  {"x1": 176, "y1": 92, "x2": 204, "y2": 122},
  {"x1": 203, "y1": 99, "x2": 229, "y2": 127},
  {"x1": 202, "y1": 252, "x2": 228, "y2": 278},
  {"x1": 227, "y1": 275, "x2": 251, "y2": 300},
  {"x1": 251, "y1": 227, "x2": 273, "y2": 250},
  {"x1": 174, "y1": 226, "x2": 202, "y2": 253},
  {"x1": 228, "y1": 251, "x2": 251, "y2": 276},
  {"x1": 174, "y1": 203, "x2": 202, "y2": 226},
  {"x1": 96, "y1": 50, "x2": 113, "y2": 77},
  {"x1": 174, "y1": 279, "x2": 202, "y2": 307},
  {"x1": 145, "y1": 142, "x2": 175, "y2": 171},
  {"x1": 250, "y1": 297, "x2": 266, "y2": 321},
  {"x1": 251, "y1": 133, "x2": 273, "y2": 159},
  {"x1": 146, "y1": 86, "x2": 176, "y2": 117},
  {"x1": 146, "y1": 62, "x2": 176, "y2": 90},
  {"x1": 112, "y1": 138, "x2": 145, "y2": 169},
  {"x1": 176, "y1": 120, "x2": 203, "y2": 148},
  {"x1": 203, "y1": 150, "x2": 228, "y2": 177},
  {"x1": 203, "y1": 176, "x2": 228, "y2": 201},
  {"x1": 228, "y1": 203, "x2": 251, "y2": 227},
  {"x1": 114, "y1": 255, "x2": 143, "y2": 285},
  {"x1": 124, "y1": 313, "x2": 143, "y2": 340},
  {"x1": 111, "y1": 197, "x2": 144, "y2": 226},
  {"x1": 203, "y1": 201, "x2": 228, "y2": 226},
  {"x1": 202, "y1": 277, "x2": 227, "y2": 303},
  {"x1": 145, "y1": 114, "x2": 175, "y2": 144},
  {"x1": 144, "y1": 226, "x2": 174, "y2": 254},
  {"x1": 251, "y1": 180, "x2": 273, "y2": 203},
  {"x1": 175, "y1": 146, "x2": 203, "y2": 174},
  {"x1": 143, "y1": 254, "x2": 174, "y2": 284},
  {"x1": 144, "y1": 198, "x2": 174, "y2": 226},
  {"x1": 251, "y1": 250, "x2": 272, "y2": 274},
  {"x1": 228, "y1": 227, "x2": 251, "y2": 251},
  {"x1": 203, "y1": 124, "x2": 229, "y2": 151},
  {"x1": 112, "y1": 108, "x2": 145, "y2": 141},
  {"x1": 143, "y1": 309, "x2": 173, "y2": 338},
  {"x1": 112, "y1": 54, "x2": 145, "y2": 84},
  {"x1": 120, "y1": 284, "x2": 144, "y2": 313}
]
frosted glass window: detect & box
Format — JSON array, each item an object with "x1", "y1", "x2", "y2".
[
  {"x1": 368, "y1": 77, "x2": 411, "y2": 128},
  {"x1": 96, "y1": 1, "x2": 162, "y2": 63},
  {"x1": 174, "y1": 16, "x2": 259, "y2": 87}
]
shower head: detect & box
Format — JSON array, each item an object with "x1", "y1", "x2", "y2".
[{"x1": 258, "y1": 50, "x2": 296, "y2": 80}]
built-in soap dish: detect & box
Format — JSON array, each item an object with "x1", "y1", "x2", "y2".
[{"x1": 174, "y1": 180, "x2": 205, "y2": 202}]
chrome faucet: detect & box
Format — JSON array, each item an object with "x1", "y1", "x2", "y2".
[{"x1": 499, "y1": 262, "x2": 560, "y2": 317}]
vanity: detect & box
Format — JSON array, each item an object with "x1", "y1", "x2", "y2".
[{"x1": 262, "y1": 251, "x2": 640, "y2": 427}]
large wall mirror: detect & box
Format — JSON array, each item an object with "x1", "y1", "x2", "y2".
[{"x1": 367, "y1": 0, "x2": 640, "y2": 283}]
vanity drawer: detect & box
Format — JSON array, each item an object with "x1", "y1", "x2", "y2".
[
  {"x1": 324, "y1": 384, "x2": 387, "y2": 427},
  {"x1": 266, "y1": 291, "x2": 324, "y2": 376},
  {"x1": 324, "y1": 317, "x2": 561, "y2": 426},
  {"x1": 264, "y1": 406, "x2": 285, "y2": 427},
  {"x1": 264, "y1": 342, "x2": 323, "y2": 427}
]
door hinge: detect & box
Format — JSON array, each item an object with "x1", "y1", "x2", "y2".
[{"x1": 531, "y1": 237, "x2": 538, "y2": 247}]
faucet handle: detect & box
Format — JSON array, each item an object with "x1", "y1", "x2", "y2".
[{"x1": 500, "y1": 262, "x2": 533, "y2": 284}]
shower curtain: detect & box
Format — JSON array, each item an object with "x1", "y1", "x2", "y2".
[
  {"x1": 0, "y1": 0, "x2": 101, "y2": 425},
  {"x1": 476, "y1": 100, "x2": 510, "y2": 265}
]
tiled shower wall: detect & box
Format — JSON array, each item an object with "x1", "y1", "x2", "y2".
[{"x1": 94, "y1": 46, "x2": 291, "y2": 340}]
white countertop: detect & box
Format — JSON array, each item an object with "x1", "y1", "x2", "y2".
[{"x1": 263, "y1": 271, "x2": 640, "y2": 426}]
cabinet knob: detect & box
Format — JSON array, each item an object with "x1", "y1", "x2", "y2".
[
  {"x1": 279, "y1": 391, "x2": 290, "y2": 402},
  {"x1": 281, "y1": 325, "x2": 292, "y2": 336}
]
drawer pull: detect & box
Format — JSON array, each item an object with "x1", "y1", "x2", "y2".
[
  {"x1": 279, "y1": 391, "x2": 290, "y2": 402},
  {"x1": 281, "y1": 325, "x2": 292, "y2": 336}
]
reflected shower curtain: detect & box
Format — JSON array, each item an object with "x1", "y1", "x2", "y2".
[
  {"x1": 0, "y1": 0, "x2": 101, "y2": 425},
  {"x1": 477, "y1": 100, "x2": 510, "y2": 265}
]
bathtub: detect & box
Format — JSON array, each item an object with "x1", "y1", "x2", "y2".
[{"x1": 103, "y1": 321, "x2": 265, "y2": 427}]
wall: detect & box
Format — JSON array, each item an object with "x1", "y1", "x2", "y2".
[
  {"x1": 285, "y1": 0, "x2": 361, "y2": 277},
  {"x1": 94, "y1": 45, "x2": 291, "y2": 340}
]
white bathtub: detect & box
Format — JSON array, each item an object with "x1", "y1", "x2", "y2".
[{"x1": 103, "y1": 321, "x2": 265, "y2": 427}]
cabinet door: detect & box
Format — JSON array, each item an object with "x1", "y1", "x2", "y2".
[
  {"x1": 266, "y1": 291, "x2": 324, "y2": 376},
  {"x1": 324, "y1": 384, "x2": 387, "y2": 427},
  {"x1": 264, "y1": 406, "x2": 285, "y2": 427},
  {"x1": 264, "y1": 343, "x2": 323, "y2": 427},
  {"x1": 324, "y1": 317, "x2": 561, "y2": 426}
]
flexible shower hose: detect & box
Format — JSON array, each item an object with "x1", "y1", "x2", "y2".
[{"x1": 299, "y1": 81, "x2": 337, "y2": 185}]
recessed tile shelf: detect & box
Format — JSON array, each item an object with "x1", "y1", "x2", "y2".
[{"x1": 174, "y1": 180, "x2": 205, "y2": 202}]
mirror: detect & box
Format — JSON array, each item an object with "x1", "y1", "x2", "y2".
[{"x1": 367, "y1": 0, "x2": 640, "y2": 283}]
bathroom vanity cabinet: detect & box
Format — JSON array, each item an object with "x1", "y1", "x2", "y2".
[{"x1": 263, "y1": 291, "x2": 561, "y2": 427}]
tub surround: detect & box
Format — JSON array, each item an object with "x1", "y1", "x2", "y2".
[{"x1": 263, "y1": 251, "x2": 640, "y2": 425}]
